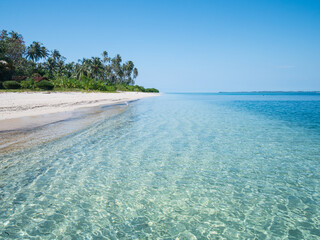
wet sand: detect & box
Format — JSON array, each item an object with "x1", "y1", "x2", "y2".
[{"x1": 0, "y1": 102, "x2": 130, "y2": 154}]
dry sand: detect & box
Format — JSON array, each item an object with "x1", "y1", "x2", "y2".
[{"x1": 0, "y1": 91, "x2": 159, "y2": 121}]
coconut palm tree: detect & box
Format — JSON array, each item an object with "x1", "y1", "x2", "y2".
[
  {"x1": 102, "y1": 51, "x2": 111, "y2": 64},
  {"x1": 90, "y1": 57, "x2": 104, "y2": 80},
  {"x1": 56, "y1": 60, "x2": 65, "y2": 75},
  {"x1": 111, "y1": 54, "x2": 123, "y2": 83},
  {"x1": 133, "y1": 68, "x2": 138, "y2": 79},
  {"x1": 45, "y1": 57, "x2": 56, "y2": 77},
  {"x1": 122, "y1": 61, "x2": 134, "y2": 84},
  {"x1": 76, "y1": 58, "x2": 91, "y2": 80},
  {"x1": 65, "y1": 62, "x2": 75, "y2": 78},
  {"x1": 9, "y1": 31, "x2": 23, "y2": 41},
  {"x1": 51, "y1": 49, "x2": 61, "y2": 61},
  {"x1": 104, "y1": 65, "x2": 112, "y2": 82},
  {"x1": 26, "y1": 41, "x2": 48, "y2": 62}
]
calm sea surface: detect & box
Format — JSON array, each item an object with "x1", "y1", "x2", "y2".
[{"x1": 0, "y1": 93, "x2": 320, "y2": 239}]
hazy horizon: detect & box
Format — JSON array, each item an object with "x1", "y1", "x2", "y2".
[{"x1": 1, "y1": 0, "x2": 319, "y2": 92}]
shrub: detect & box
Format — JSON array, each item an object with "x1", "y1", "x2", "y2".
[
  {"x1": 88, "y1": 81, "x2": 102, "y2": 91},
  {"x1": 53, "y1": 77, "x2": 81, "y2": 89},
  {"x1": 116, "y1": 85, "x2": 128, "y2": 91},
  {"x1": 20, "y1": 79, "x2": 35, "y2": 89},
  {"x1": 36, "y1": 80, "x2": 54, "y2": 90},
  {"x1": 126, "y1": 85, "x2": 135, "y2": 91},
  {"x1": 113, "y1": 84, "x2": 149, "y2": 92},
  {"x1": 134, "y1": 85, "x2": 146, "y2": 92},
  {"x1": 145, "y1": 88, "x2": 159, "y2": 93},
  {"x1": 3, "y1": 81, "x2": 21, "y2": 89},
  {"x1": 79, "y1": 76, "x2": 96, "y2": 90},
  {"x1": 105, "y1": 85, "x2": 116, "y2": 92}
]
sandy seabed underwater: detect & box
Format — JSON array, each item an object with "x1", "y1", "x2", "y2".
[{"x1": 0, "y1": 93, "x2": 320, "y2": 239}]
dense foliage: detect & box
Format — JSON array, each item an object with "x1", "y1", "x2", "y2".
[
  {"x1": 0, "y1": 30, "x2": 159, "y2": 92},
  {"x1": 3, "y1": 80, "x2": 21, "y2": 89},
  {"x1": 36, "y1": 80, "x2": 54, "y2": 90}
]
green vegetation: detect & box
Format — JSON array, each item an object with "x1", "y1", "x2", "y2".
[
  {"x1": 0, "y1": 30, "x2": 159, "y2": 93},
  {"x1": 3, "y1": 80, "x2": 21, "y2": 89},
  {"x1": 36, "y1": 80, "x2": 54, "y2": 90}
]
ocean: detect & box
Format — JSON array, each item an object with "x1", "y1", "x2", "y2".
[{"x1": 0, "y1": 93, "x2": 320, "y2": 239}]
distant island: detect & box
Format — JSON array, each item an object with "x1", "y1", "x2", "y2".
[
  {"x1": 218, "y1": 91, "x2": 320, "y2": 94},
  {"x1": 0, "y1": 30, "x2": 159, "y2": 93}
]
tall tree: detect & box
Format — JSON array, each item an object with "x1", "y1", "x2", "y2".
[
  {"x1": 56, "y1": 60, "x2": 65, "y2": 75},
  {"x1": 65, "y1": 62, "x2": 75, "y2": 78},
  {"x1": 9, "y1": 31, "x2": 23, "y2": 40},
  {"x1": 45, "y1": 57, "x2": 56, "y2": 77},
  {"x1": 0, "y1": 30, "x2": 25, "y2": 69},
  {"x1": 51, "y1": 49, "x2": 62, "y2": 61},
  {"x1": 26, "y1": 41, "x2": 48, "y2": 62},
  {"x1": 76, "y1": 58, "x2": 91, "y2": 80},
  {"x1": 123, "y1": 61, "x2": 134, "y2": 84},
  {"x1": 102, "y1": 51, "x2": 110, "y2": 64},
  {"x1": 111, "y1": 54, "x2": 123, "y2": 83},
  {"x1": 133, "y1": 68, "x2": 138, "y2": 80},
  {"x1": 90, "y1": 57, "x2": 104, "y2": 80}
]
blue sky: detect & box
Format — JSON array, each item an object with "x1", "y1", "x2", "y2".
[{"x1": 1, "y1": 0, "x2": 319, "y2": 92}]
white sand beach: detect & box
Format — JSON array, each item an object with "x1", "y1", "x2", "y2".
[{"x1": 0, "y1": 91, "x2": 159, "y2": 121}]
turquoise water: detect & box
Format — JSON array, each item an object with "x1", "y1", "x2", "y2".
[{"x1": 1, "y1": 93, "x2": 320, "y2": 239}]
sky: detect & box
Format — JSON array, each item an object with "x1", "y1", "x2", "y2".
[{"x1": 1, "y1": 0, "x2": 320, "y2": 92}]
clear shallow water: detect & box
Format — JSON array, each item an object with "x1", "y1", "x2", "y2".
[
  {"x1": 0, "y1": 104, "x2": 128, "y2": 154},
  {"x1": 0, "y1": 93, "x2": 320, "y2": 239}
]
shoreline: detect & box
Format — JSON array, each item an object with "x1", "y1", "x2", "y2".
[
  {"x1": 0, "y1": 92, "x2": 159, "y2": 153},
  {"x1": 0, "y1": 91, "x2": 159, "y2": 122},
  {"x1": 0, "y1": 103, "x2": 129, "y2": 154}
]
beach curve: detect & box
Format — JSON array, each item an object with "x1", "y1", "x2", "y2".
[{"x1": 0, "y1": 91, "x2": 160, "y2": 121}]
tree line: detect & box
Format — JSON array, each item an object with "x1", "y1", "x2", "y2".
[{"x1": 0, "y1": 30, "x2": 158, "y2": 92}]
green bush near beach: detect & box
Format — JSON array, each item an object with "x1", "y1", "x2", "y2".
[
  {"x1": 51, "y1": 76, "x2": 150, "y2": 92},
  {"x1": 145, "y1": 88, "x2": 160, "y2": 93},
  {"x1": 3, "y1": 81, "x2": 21, "y2": 89},
  {"x1": 36, "y1": 80, "x2": 54, "y2": 90},
  {"x1": 20, "y1": 78, "x2": 35, "y2": 89},
  {"x1": 1, "y1": 76, "x2": 159, "y2": 92}
]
